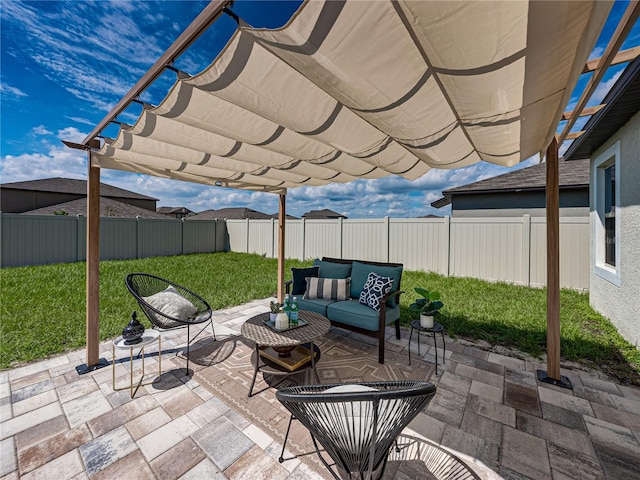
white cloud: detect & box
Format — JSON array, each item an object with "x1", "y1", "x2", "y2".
[
  {"x1": 56, "y1": 127, "x2": 86, "y2": 143},
  {"x1": 1, "y1": 145, "x2": 86, "y2": 183},
  {"x1": 33, "y1": 125, "x2": 52, "y2": 135},
  {"x1": 0, "y1": 83, "x2": 27, "y2": 98}
]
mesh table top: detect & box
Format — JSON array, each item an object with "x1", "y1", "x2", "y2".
[{"x1": 241, "y1": 311, "x2": 330, "y2": 347}]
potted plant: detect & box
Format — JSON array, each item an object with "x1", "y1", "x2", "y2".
[
  {"x1": 269, "y1": 301, "x2": 281, "y2": 323},
  {"x1": 409, "y1": 287, "x2": 443, "y2": 329}
]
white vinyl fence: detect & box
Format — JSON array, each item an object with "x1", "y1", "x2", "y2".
[{"x1": 227, "y1": 215, "x2": 590, "y2": 290}]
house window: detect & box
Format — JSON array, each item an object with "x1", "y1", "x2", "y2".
[
  {"x1": 593, "y1": 142, "x2": 620, "y2": 286},
  {"x1": 604, "y1": 164, "x2": 615, "y2": 267}
]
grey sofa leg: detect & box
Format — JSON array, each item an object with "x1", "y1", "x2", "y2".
[{"x1": 395, "y1": 320, "x2": 401, "y2": 339}]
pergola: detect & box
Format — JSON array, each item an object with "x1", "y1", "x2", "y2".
[{"x1": 65, "y1": 0, "x2": 640, "y2": 387}]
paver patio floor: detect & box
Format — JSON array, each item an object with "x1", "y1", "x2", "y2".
[{"x1": 2, "y1": 298, "x2": 639, "y2": 479}]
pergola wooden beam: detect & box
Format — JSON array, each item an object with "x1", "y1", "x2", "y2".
[
  {"x1": 78, "y1": 0, "x2": 231, "y2": 148},
  {"x1": 559, "y1": 1, "x2": 640, "y2": 144},
  {"x1": 536, "y1": 137, "x2": 572, "y2": 388},
  {"x1": 562, "y1": 104, "x2": 605, "y2": 121},
  {"x1": 277, "y1": 194, "x2": 286, "y2": 304},
  {"x1": 73, "y1": 0, "x2": 231, "y2": 372},
  {"x1": 564, "y1": 131, "x2": 585, "y2": 140},
  {"x1": 582, "y1": 46, "x2": 640, "y2": 73}
]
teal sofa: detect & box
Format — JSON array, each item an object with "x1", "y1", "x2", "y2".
[{"x1": 286, "y1": 257, "x2": 403, "y2": 364}]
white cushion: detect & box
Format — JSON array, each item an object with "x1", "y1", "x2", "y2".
[{"x1": 143, "y1": 286, "x2": 197, "y2": 320}]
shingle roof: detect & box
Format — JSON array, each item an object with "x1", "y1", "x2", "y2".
[
  {"x1": 431, "y1": 159, "x2": 590, "y2": 208},
  {"x1": 157, "y1": 206, "x2": 193, "y2": 215},
  {"x1": 22, "y1": 197, "x2": 169, "y2": 218},
  {"x1": 564, "y1": 56, "x2": 640, "y2": 161},
  {"x1": 0, "y1": 177, "x2": 157, "y2": 201},
  {"x1": 189, "y1": 208, "x2": 272, "y2": 220},
  {"x1": 302, "y1": 209, "x2": 347, "y2": 219}
]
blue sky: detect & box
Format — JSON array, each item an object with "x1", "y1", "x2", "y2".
[{"x1": 1, "y1": 1, "x2": 638, "y2": 218}]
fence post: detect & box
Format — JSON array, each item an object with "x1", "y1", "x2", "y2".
[
  {"x1": 522, "y1": 214, "x2": 531, "y2": 286},
  {"x1": 136, "y1": 216, "x2": 142, "y2": 258},
  {"x1": 301, "y1": 218, "x2": 306, "y2": 260},
  {"x1": 384, "y1": 216, "x2": 390, "y2": 262},
  {"x1": 442, "y1": 216, "x2": 451, "y2": 276},
  {"x1": 246, "y1": 218, "x2": 250, "y2": 253},
  {"x1": 339, "y1": 217, "x2": 343, "y2": 259},
  {"x1": 271, "y1": 217, "x2": 276, "y2": 258},
  {"x1": 181, "y1": 218, "x2": 186, "y2": 255}
]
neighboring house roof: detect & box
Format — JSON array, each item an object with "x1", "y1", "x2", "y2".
[
  {"x1": 268, "y1": 213, "x2": 298, "y2": 220},
  {"x1": 157, "y1": 206, "x2": 193, "y2": 215},
  {"x1": 564, "y1": 56, "x2": 640, "y2": 161},
  {"x1": 431, "y1": 159, "x2": 590, "y2": 208},
  {"x1": 22, "y1": 197, "x2": 169, "y2": 218},
  {"x1": 0, "y1": 177, "x2": 157, "y2": 201},
  {"x1": 302, "y1": 209, "x2": 347, "y2": 219},
  {"x1": 189, "y1": 207, "x2": 272, "y2": 220}
]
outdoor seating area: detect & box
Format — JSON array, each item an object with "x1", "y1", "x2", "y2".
[{"x1": 2, "y1": 297, "x2": 640, "y2": 479}]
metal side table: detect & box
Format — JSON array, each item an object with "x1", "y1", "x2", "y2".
[
  {"x1": 112, "y1": 329, "x2": 161, "y2": 398},
  {"x1": 408, "y1": 320, "x2": 445, "y2": 375}
]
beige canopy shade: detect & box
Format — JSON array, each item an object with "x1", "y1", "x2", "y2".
[
  {"x1": 92, "y1": 0, "x2": 611, "y2": 193},
  {"x1": 68, "y1": 0, "x2": 628, "y2": 384}
]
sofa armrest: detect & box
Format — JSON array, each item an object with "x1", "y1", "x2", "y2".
[
  {"x1": 285, "y1": 280, "x2": 293, "y2": 295},
  {"x1": 381, "y1": 289, "x2": 404, "y2": 304}
]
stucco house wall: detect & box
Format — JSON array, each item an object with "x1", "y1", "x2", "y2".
[{"x1": 589, "y1": 110, "x2": 640, "y2": 347}]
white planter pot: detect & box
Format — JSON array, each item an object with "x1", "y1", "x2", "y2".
[
  {"x1": 270, "y1": 312, "x2": 278, "y2": 323},
  {"x1": 420, "y1": 314, "x2": 434, "y2": 329},
  {"x1": 275, "y1": 312, "x2": 289, "y2": 330}
]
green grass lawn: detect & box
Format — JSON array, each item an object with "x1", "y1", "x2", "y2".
[{"x1": 2, "y1": 252, "x2": 639, "y2": 384}]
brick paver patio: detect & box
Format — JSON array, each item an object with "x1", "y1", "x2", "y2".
[{"x1": 1, "y1": 299, "x2": 639, "y2": 479}]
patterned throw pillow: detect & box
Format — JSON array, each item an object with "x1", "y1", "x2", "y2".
[
  {"x1": 304, "y1": 277, "x2": 351, "y2": 301},
  {"x1": 359, "y1": 272, "x2": 394, "y2": 311}
]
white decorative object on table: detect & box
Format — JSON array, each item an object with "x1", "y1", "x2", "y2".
[{"x1": 275, "y1": 312, "x2": 289, "y2": 330}]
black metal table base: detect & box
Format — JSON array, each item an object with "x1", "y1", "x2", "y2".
[{"x1": 408, "y1": 321, "x2": 445, "y2": 375}]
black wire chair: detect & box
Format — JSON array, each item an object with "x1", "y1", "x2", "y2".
[
  {"x1": 125, "y1": 273, "x2": 216, "y2": 374},
  {"x1": 276, "y1": 380, "x2": 437, "y2": 480}
]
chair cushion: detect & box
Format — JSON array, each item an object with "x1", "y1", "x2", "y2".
[
  {"x1": 327, "y1": 300, "x2": 400, "y2": 331},
  {"x1": 359, "y1": 272, "x2": 394, "y2": 312},
  {"x1": 350, "y1": 261, "x2": 402, "y2": 307},
  {"x1": 304, "y1": 277, "x2": 351, "y2": 301},
  {"x1": 291, "y1": 266, "x2": 319, "y2": 295},
  {"x1": 296, "y1": 297, "x2": 334, "y2": 317},
  {"x1": 142, "y1": 286, "x2": 197, "y2": 321},
  {"x1": 313, "y1": 259, "x2": 352, "y2": 279}
]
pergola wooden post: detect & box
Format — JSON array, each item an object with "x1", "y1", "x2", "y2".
[
  {"x1": 536, "y1": 136, "x2": 572, "y2": 388},
  {"x1": 76, "y1": 144, "x2": 109, "y2": 374},
  {"x1": 277, "y1": 193, "x2": 286, "y2": 303}
]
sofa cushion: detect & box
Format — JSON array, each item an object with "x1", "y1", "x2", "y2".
[
  {"x1": 291, "y1": 266, "x2": 319, "y2": 295},
  {"x1": 304, "y1": 277, "x2": 351, "y2": 301},
  {"x1": 327, "y1": 300, "x2": 400, "y2": 332},
  {"x1": 313, "y1": 259, "x2": 352, "y2": 279},
  {"x1": 359, "y1": 272, "x2": 394, "y2": 312},
  {"x1": 350, "y1": 261, "x2": 402, "y2": 307},
  {"x1": 296, "y1": 297, "x2": 334, "y2": 317}
]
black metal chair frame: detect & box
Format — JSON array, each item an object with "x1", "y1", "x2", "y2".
[
  {"x1": 276, "y1": 380, "x2": 437, "y2": 480},
  {"x1": 125, "y1": 273, "x2": 216, "y2": 374}
]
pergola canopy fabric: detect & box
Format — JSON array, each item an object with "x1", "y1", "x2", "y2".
[{"x1": 94, "y1": 0, "x2": 612, "y2": 194}]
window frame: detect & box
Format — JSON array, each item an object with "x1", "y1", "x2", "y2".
[{"x1": 592, "y1": 141, "x2": 620, "y2": 286}]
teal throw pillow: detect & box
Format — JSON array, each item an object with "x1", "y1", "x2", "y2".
[{"x1": 313, "y1": 259, "x2": 352, "y2": 279}]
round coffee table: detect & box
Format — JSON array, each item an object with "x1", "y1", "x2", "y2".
[{"x1": 241, "y1": 311, "x2": 330, "y2": 397}]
